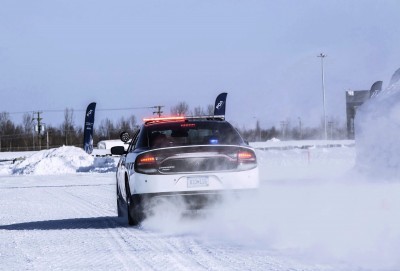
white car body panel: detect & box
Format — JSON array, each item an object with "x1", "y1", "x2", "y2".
[{"x1": 128, "y1": 167, "x2": 259, "y2": 195}]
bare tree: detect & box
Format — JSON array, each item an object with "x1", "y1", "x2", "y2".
[
  {"x1": 192, "y1": 106, "x2": 206, "y2": 116},
  {"x1": 128, "y1": 115, "x2": 137, "y2": 129},
  {"x1": 0, "y1": 112, "x2": 16, "y2": 151},
  {"x1": 170, "y1": 102, "x2": 189, "y2": 116},
  {"x1": 21, "y1": 113, "x2": 34, "y2": 148},
  {"x1": 98, "y1": 118, "x2": 115, "y2": 140},
  {"x1": 0, "y1": 112, "x2": 12, "y2": 131},
  {"x1": 62, "y1": 108, "x2": 75, "y2": 145},
  {"x1": 115, "y1": 114, "x2": 137, "y2": 135},
  {"x1": 207, "y1": 104, "x2": 214, "y2": 115},
  {"x1": 116, "y1": 117, "x2": 130, "y2": 133},
  {"x1": 191, "y1": 105, "x2": 215, "y2": 116},
  {"x1": 22, "y1": 113, "x2": 33, "y2": 133}
]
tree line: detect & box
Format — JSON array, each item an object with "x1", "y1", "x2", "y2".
[
  {"x1": 0, "y1": 109, "x2": 139, "y2": 152},
  {"x1": 0, "y1": 103, "x2": 347, "y2": 152}
]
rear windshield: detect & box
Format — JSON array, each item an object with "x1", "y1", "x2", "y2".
[{"x1": 136, "y1": 121, "x2": 244, "y2": 149}]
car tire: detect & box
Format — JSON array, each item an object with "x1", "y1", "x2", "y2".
[
  {"x1": 125, "y1": 179, "x2": 144, "y2": 226},
  {"x1": 117, "y1": 185, "x2": 123, "y2": 218}
]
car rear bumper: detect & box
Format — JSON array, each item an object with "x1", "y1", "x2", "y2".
[
  {"x1": 131, "y1": 189, "x2": 258, "y2": 210},
  {"x1": 130, "y1": 167, "x2": 259, "y2": 195}
]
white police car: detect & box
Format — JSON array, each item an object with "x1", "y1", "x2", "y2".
[{"x1": 111, "y1": 116, "x2": 259, "y2": 225}]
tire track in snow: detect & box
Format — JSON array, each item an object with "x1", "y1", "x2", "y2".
[
  {"x1": 49, "y1": 185, "x2": 148, "y2": 270},
  {"x1": 1, "y1": 176, "x2": 343, "y2": 271},
  {"x1": 46, "y1": 185, "x2": 304, "y2": 271},
  {"x1": 60, "y1": 186, "x2": 202, "y2": 270},
  {"x1": 0, "y1": 182, "x2": 140, "y2": 271},
  {"x1": 57, "y1": 184, "x2": 240, "y2": 270}
]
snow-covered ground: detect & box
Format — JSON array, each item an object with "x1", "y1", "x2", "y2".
[{"x1": 1, "y1": 144, "x2": 399, "y2": 271}]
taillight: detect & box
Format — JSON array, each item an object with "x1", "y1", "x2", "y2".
[
  {"x1": 137, "y1": 155, "x2": 156, "y2": 165},
  {"x1": 135, "y1": 153, "x2": 158, "y2": 174},
  {"x1": 237, "y1": 149, "x2": 257, "y2": 170},
  {"x1": 238, "y1": 150, "x2": 256, "y2": 161}
]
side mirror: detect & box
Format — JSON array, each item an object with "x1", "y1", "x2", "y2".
[
  {"x1": 120, "y1": 131, "x2": 131, "y2": 143},
  {"x1": 111, "y1": 146, "x2": 126, "y2": 155}
]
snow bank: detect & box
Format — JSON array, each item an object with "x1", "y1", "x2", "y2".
[
  {"x1": 355, "y1": 68, "x2": 400, "y2": 180},
  {"x1": 0, "y1": 165, "x2": 11, "y2": 175},
  {"x1": 11, "y1": 146, "x2": 116, "y2": 175}
]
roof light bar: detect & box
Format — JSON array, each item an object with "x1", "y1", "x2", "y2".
[
  {"x1": 143, "y1": 116, "x2": 186, "y2": 123},
  {"x1": 185, "y1": 115, "x2": 225, "y2": 120},
  {"x1": 143, "y1": 115, "x2": 225, "y2": 124}
]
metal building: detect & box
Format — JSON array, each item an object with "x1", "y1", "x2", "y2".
[{"x1": 346, "y1": 81, "x2": 382, "y2": 139}]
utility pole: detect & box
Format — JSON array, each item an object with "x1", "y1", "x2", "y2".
[
  {"x1": 328, "y1": 121, "x2": 334, "y2": 140},
  {"x1": 280, "y1": 120, "x2": 288, "y2": 140},
  {"x1": 32, "y1": 129, "x2": 35, "y2": 151},
  {"x1": 46, "y1": 130, "x2": 49, "y2": 149},
  {"x1": 317, "y1": 53, "x2": 327, "y2": 140},
  {"x1": 33, "y1": 111, "x2": 43, "y2": 150},
  {"x1": 153, "y1": 105, "x2": 164, "y2": 117},
  {"x1": 298, "y1": 117, "x2": 302, "y2": 140}
]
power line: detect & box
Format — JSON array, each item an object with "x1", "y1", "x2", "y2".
[
  {"x1": 97, "y1": 106, "x2": 158, "y2": 112},
  {"x1": 6, "y1": 106, "x2": 160, "y2": 115},
  {"x1": 152, "y1": 105, "x2": 164, "y2": 117}
]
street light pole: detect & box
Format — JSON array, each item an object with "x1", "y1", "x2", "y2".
[
  {"x1": 317, "y1": 53, "x2": 327, "y2": 140},
  {"x1": 253, "y1": 117, "x2": 261, "y2": 141},
  {"x1": 298, "y1": 117, "x2": 302, "y2": 140}
]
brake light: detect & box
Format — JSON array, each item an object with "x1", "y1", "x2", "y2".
[
  {"x1": 137, "y1": 155, "x2": 156, "y2": 164},
  {"x1": 135, "y1": 153, "x2": 158, "y2": 174},
  {"x1": 181, "y1": 123, "x2": 196, "y2": 128},
  {"x1": 236, "y1": 149, "x2": 257, "y2": 170},
  {"x1": 238, "y1": 151, "x2": 255, "y2": 160}
]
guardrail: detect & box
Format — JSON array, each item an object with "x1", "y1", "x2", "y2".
[
  {"x1": 0, "y1": 157, "x2": 25, "y2": 164},
  {"x1": 249, "y1": 140, "x2": 355, "y2": 151}
]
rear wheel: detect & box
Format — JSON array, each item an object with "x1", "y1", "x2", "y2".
[
  {"x1": 125, "y1": 179, "x2": 145, "y2": 226},
  {"x1": 117, "y1": 185, "x2": 123, "y2": 217}
]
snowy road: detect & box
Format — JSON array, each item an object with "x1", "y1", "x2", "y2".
[
  {"x1": 0, "y1": 174, "x2": 350, "y2": 270},
  {"x1": 1, "y1": 147, "x2": 400, "y2": 270},
  {"x1": 0, "y1": 173, "x2": 328, "y2": 271}
]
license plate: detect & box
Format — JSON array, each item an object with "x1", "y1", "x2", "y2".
[{"x1": 187, "y1": 176, "x2": 209, "y2": 188}]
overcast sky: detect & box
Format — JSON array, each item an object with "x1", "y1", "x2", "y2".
[{"x1": 1, "y1": 0, "x2": 399, "y2": 129}]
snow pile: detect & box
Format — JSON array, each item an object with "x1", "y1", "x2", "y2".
[
  {"x1": 267, "y1": 137, "x2": 280, "y2": 142},
  {"x1": 355, "y1": 68, "x2": 400, "y2": 180},
  {"x1": 11, "y1": 146, "x2": 116, "y2": 175},
  {"x1": 78, "y1": 156, "x2": 117, "y2": 173},
  {"x1": 0, "y1": 165, "x2": 11, "y2": 175},
  {"x1": 0, "y1": 152, "x2": 33, "y2": 175}
]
